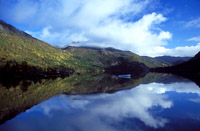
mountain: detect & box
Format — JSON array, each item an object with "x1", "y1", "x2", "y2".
[
  {"x1": 141, "y1": 56, "x2": 169, "y2": 67},
  {"x1": 0, "y1": 72, "x2": 170, "y2": 124},
  {"x1": 191, "y1": 51, "x2": 200, "y2": 61},
  {"x1": 151, "y1": 51, "x2": 200, "y2": 74},
  {"x1": 155, "y1": 56, "x2": 192, "y2": 65},
  {"x1": 151, "y1": 51, "x2": 200, "y2": 86},
  {"x1": 64, "y1": 46, "x2": 170, "y2": 75},
  {"x1": 179, "y1": 51, "x2": 200, "y2": 74},
  {"x1": 0, "y1": 20, "x2": 168, "y2": 76},
  {"x1": 64, "y1": 46, "x2": 168, "y2": 68},
  {"x1": 0, "y1": 20, "x2": 103, "y2": 71}
]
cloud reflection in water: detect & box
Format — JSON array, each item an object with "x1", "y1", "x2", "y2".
[
  {"x1": 27, "y1": 83, "x2": 174, "y2": 130},
  {"x1": 2, "y1": 81, "x2": 200, "y2": 131}
]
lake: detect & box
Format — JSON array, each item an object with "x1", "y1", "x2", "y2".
[{"x1": 0, "y1": 73, "x2": 200, "y2": 131}]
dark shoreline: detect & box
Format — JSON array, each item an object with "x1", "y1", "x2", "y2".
[{"x1": 0, "y1": 60, "x2": 74, "y2": 89}]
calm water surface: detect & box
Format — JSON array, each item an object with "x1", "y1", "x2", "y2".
[{"x1": 0, "y1": 74, "x2": 200, "y2": 131}]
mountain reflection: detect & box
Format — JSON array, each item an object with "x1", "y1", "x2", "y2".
[
  {"x1": 1, "y1": 78, "x2": 200, "y2": 131},
  {"x1": 0, "y1": 72, "x2": 168, "y2": 124},
  {"x1": 25, "y1": 91, "x2": 171, "y2": 131},
  {"x1": 1, "y1": 73, "x2": 200, "y2": 131}
]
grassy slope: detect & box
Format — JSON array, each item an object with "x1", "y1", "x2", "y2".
[
  {"x1": 65, "y1": 46, "x2": 168, "y2": 68},
  {"x1": 0, "y1": 20, "x2": 94, "y2": 70},
  {"x1": 141, "y1": 56, "x2": 169, "y2": 68},
  {"x1": 0, "y1": 20, "x2": 167, "y2": 71}
]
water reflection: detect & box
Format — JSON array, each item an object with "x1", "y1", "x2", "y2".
[
  {"x1": 140, "y1": 82, "x2": 200, "y2": 95},
  {"x1": 1, "y1": 75, "x2": 200, "y2": 131},
  {"x1": 0, "y1": 73, "x2": 168, "y2": 124}
]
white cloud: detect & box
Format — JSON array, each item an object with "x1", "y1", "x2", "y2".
[
  {"x1": 189, "y1": 98, "x2": 200, "y2": 103},
  {"x1": 142, "y1": 82, "x2": 200, "y2": 95},
  {"x1": 26, "y1": 27, "x2": 69, "y2": 45},
  {"x1": 90, "y1": 87, "x2": 172, "y2": 128},
  {"x1": 187, "y1": 35, "x2": 200, "y2": 42},
  {"x1": 150, "y1": 43, "x2": 200, "y2": 57},
  {"x1": 3, "y1": 0, "x2": 175, "y2": 55},
  {"x1": 69, "y1": 33, "x2": 88, "y2": 43},
  {"x1": 185, "y1": 17, "x2": 200, "y2": 28},
  {"x1": 80, "y1": 12, "x2": 172, "y2": 54},
  {"x1": 17, "y1": 80, "x2": 200, "y2": 130},
  {"x1": 4, "y1": 0, "x2": 200, "y2": 57},
  {"x1": 28, "y1": 86, "x2": 172, "y2": 129},
  {"x1": 158, "y1": 31, "x2": 172, "y2": 40}
]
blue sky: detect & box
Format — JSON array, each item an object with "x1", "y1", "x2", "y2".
[{"x1": 0, "y1": 0, "x2": 200, "y2": 56}]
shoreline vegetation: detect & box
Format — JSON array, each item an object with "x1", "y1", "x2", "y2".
[
  {"x1": 0, "y1": 60, "x2": 74, "y2": 89},
  {"x1": 0, "y1": 59, "x2": 149, "y2": 89}
]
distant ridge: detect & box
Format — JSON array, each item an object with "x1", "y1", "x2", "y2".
[
  {"x1": 64, "y1": 46, "x2": 169, "y2": 68},
  {"x1": 151, "y1": 51, "x2": 200, "y2": 86},
  {"x1": 64, "y1": 45, "x2": 132, "y2": 53},
  {"x1": 152, "y1": 51, "x2": 200, "y2": 74},
  {"x1": 155, "y1": 56, "x2": 192, "y2": 65}
]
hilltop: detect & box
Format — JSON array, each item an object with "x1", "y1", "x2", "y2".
[{"x1": 64, "y1": 46, "x2": 168, "y2": 69}]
